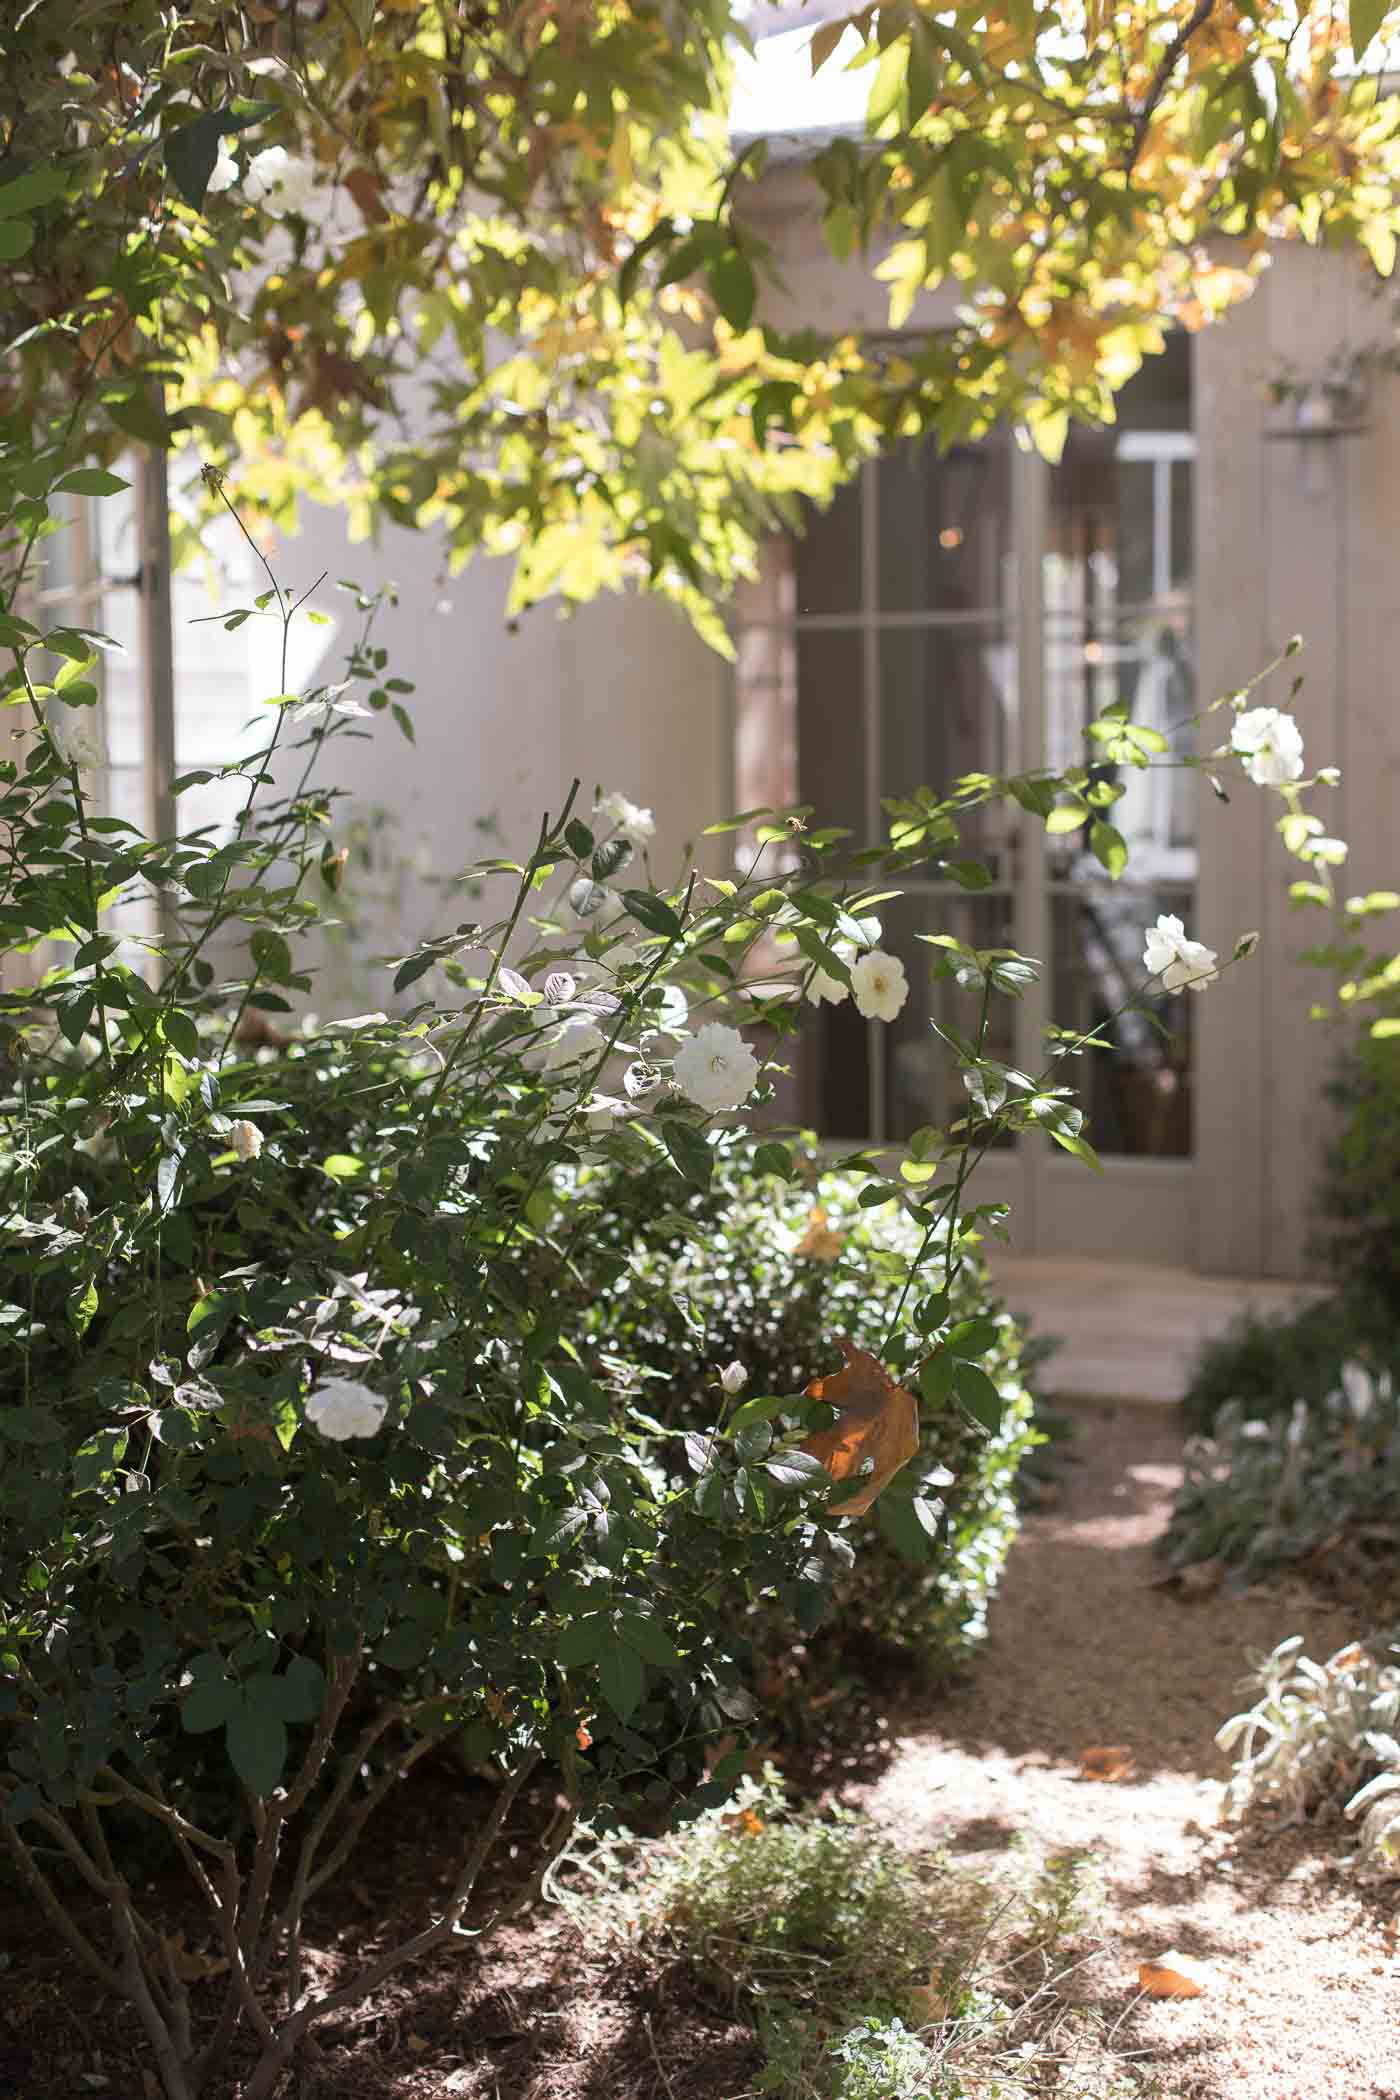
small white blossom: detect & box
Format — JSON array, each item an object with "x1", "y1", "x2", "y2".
[
  {"x1": 243, "y1": 146, "x2": 318, "y2": 217},
  {"x1": 596, "y1": 792, "x2": 656, "y2": 846},
  {"x1": 46, "y1": 699, "x2": 104, "y2": 772},
  {"x1": 850, "y1": 950, "x2": 909, "y2": 1022},
  {"x1": 205, "y1": 144, "x2": 240, "y2": 195},
  {"x1": 1231, "y1": 706, "x2": 1305, "y2": 788},
  {"x1": 1300, "y1": 835, "x2": 1348, "y2": 866},
  {"x1": 1142, "y1": 914, "x2": 1218, "y2": 992},
  {"x1": 305, "y1": 1378, "x2": 388, "y2": 1442},
  {"x1": 229, "y1": 1118, "x2": 263, "y2": 1162},
  {"x1": 807, "y1": 940, "x2": 855, "y2": 1006},
  {"x1": 673, "y1": 1023, "x2": 760, "y2": 1113},
  {"x1": 720, "y1": 1361, "x2": 747, "y2": 1395}
]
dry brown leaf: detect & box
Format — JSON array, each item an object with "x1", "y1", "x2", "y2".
[
  {"x1": 159, "y1": 1931, "x2": 229, "y2": 1983},
  {"x1": 909, "y1": 1967, "x2": 952, "y2": 2024},
  {"x1": 1137, "y1": 1950, "x2": 1213, "y2": 1998},
  {"x1": 794, "y1": 1205, "x2": 845, "y2": 1262},
  {"x1": 721, "y1": 1807, "x2": 766, "y2": 1837},
  {"x1": 1078, "y1": 1744, "x2": 1137, "y2": 1782},
  {"x1": 799, "y1": 1340, "x2": 919, "y2": 1516}
]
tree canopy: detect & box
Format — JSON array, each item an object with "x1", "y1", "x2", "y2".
[{"x1": 3, "y1": 0, "x2": 1399, "y2": 644}]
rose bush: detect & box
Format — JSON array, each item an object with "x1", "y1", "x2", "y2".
[{"x1": 0, "y1": 448, "x2": 1344, "y2": 2095}]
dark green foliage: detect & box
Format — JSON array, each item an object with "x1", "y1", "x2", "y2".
[
  {"x1": 1161, "y1": 1377, "x2": 1400, "y2": 1604},
  {"x1": 1179, "y1": 1297, "x2": 1367, "y2": 1435},
  {"x1": 1317, "y1": 1027, "x2": 1400, "y2": 1317},
  {"x1": 572, "y1": 1147, "x2": 1040, "y2": 1711}
]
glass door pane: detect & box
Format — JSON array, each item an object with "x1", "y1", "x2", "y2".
[{"x1": 1045, "y1": 338, "x2": 1197, "y2": 1159}]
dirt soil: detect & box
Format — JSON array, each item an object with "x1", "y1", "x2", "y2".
[
  {"x1": 3, "y1": 1402, "x2": 1398, "y2": 2100},
  {"x1": 862, "y1": 1403, "x2": 1400, "y2": 2100}
]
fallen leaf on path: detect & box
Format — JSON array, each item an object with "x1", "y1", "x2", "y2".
[
  {"x1": 909, "y1": 1970, "x2": 952, "y2": 2024},
  {"x1": 1078, "y1": 1744, "x2": 1137, "y2": 1782},
  {"x1": 1138, "y1": 1950, "x2": 1213, "y2": 1998},
  {"x1": 799, "y1": 1340, "x2": 919, "y2": 1515}
]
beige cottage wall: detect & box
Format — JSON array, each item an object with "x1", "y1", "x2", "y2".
[
  {"x1": 255, "y1": 213, "x2": 1396, "y2": 1279},
  {"x1": 257, "y1": 502, "x2": 730, "y2": 983},
  {"x1": 1196, "y1": 242, "x2": 1400, "y2": 1276}
]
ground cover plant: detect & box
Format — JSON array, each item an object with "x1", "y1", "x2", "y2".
[
  {"x1": 553, "y1": 1766, "x2": 1142, "y2": 2100},
  {"x1": 1217, "y1": 1634, "x2": 1400, "y2": 1879},
  {"x1": 1161, "y1": 1367, "x2": 1400, "y2": 1606}
]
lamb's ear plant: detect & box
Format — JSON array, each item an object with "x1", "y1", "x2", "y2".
[
  {"x1": 0, "y1": 448, "x2": 1345, "y2": 2098},
  {"x1": 1217, "y1": 1636, "x2": 1400, "y2": 1878}
]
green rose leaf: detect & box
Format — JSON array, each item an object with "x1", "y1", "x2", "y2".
[
  {"x1": 919, "y1": 1352, "x2": 956, "y2": 1407},
  {"x1": 622, "y1": 889, "x2": 682, "y2": 938},
  {"x1": 1089, "y1": 820, "x2": 1128, "y2": 879},
  {"x1": 597, "y1": 1639, "x2": 645, "y2": 1722},
  {"x1": 225, "y1": 1699, "x2": 289, "y2": 1796},
  {"x1": 617, "y1": 1613, "x2": 681, "y2": 1668},
  {"x1": 0, "y1": 167, "x2": 68, "y2": 219},
  {"x1": 54, "y1": 469, "x2": 130, "y2": 497},
  {"x1": 953, "y1": 1362, "x2": 1003, "y2": 1435},
  {"x1": 181, "y1": 1677, "x2": 239, "y2": 1735},
  {"x1": 659, "y1": 1118, "x2": 713, "y2": 1188}
]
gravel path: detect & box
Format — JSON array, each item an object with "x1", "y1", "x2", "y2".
[{"x1": 863, "y1": 1404, "x2": 1400, "y2": 2100}]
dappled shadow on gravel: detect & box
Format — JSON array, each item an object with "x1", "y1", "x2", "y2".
[{"x1": 862, "y1": 1401, "x2": 1400, "y2": 2100}]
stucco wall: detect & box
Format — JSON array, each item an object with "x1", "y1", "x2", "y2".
[
  {"x1": 261, "y1": 504, "x2": 731, "y2": 996},
  {"x1": 1196, "y1": 240, "x2": 1400, "y2": 1276},
  {"x1": 258, "y1": 195, "x2": 1397, "y2": 1279}
]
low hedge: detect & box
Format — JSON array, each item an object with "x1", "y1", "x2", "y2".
[{"x1": 568, "y1": 1143, "x2": 1040, "y2": 1717}]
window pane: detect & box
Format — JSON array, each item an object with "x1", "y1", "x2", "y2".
[
  {"x1": 1049, "y1": 887, "x2": 1193, "y2": 1157},
  {"x1": 1044, "y1": 611, "x2": 1197, "y2": 882},
  {"x1": 878, "y1": 623, "x2": 1016, "y2": 874},
  {"x1": 875, "y1": 439, "x2": 1011, "y2": 615},
  {"x1": 798, "y1": 998, "x2": 871, "y2": 1141},
  {"x1": 794, "y1": 473, "x2": 862, "y2": 616},
  {"x1": 881, "y1": 892, "x2": 1017, "y2": 1144},
  {"x1": 796, "y1": 628, "x2": 866, "y2": 838}
]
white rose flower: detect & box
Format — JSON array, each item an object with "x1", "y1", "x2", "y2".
[
  {"x1": 205, "y1": 144, "x2": 240, "y2": 195},
  {"x1": 46, "y1": 699, "x2": 104, "y2": 773},
  {"x1": 243, "y1": 146, "x2": 318, "y2": 217},
  {"x1": 720, "y1": 1361, "x2": 747, "y2": 1395},
  {"x1": 229, "y1": 1118, "x2": 263, "y2": 1162},
  {"x1": 673, "y1": 1022, "x2": 760, "y2": 1113},
  {"x1": 850, "y1": 950, "x2": 909, "y2": 1022},
  {"x1": 1142, "y1": 914, "x2": 1218, "y2": 992},
  {"x1": 596, "y1": 792, "x2": 656, "y2": 846},
  {"x1": 807, "y1": 939, "x2": 855, "y2": 1006},
  {"x1": 1340, "y1": 1361, "x2": 1378, "y2": 1419},
  {"x1": 305, "y1": 1378, "x2": 388, "y2": 1442},
  {"x1": 1231, "y1": 706, "x2": 1305, "y2": 788},
  {"x1": 541, "y1": 1017, "x2": 608, "y2": 1070}
]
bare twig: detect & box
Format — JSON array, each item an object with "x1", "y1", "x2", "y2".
[
  {"x1": 1126, "y1": 0, "x2": 1215, "y2": 169},
  {"x1": 0, "y1": 1819, "x2": 124, "y2": 1995}
]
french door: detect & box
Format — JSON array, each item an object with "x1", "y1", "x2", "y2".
[{"x1": 734, "y1": 336, "x2": 1202, "y2": 1261}]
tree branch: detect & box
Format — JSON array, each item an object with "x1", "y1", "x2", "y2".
[
  {"x1": 0, "y1": 1819, "x2": 125, "y2": 1996},
  {"x1": 1126, "y1": 0, "x2": 1216, "y2": 170}
]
